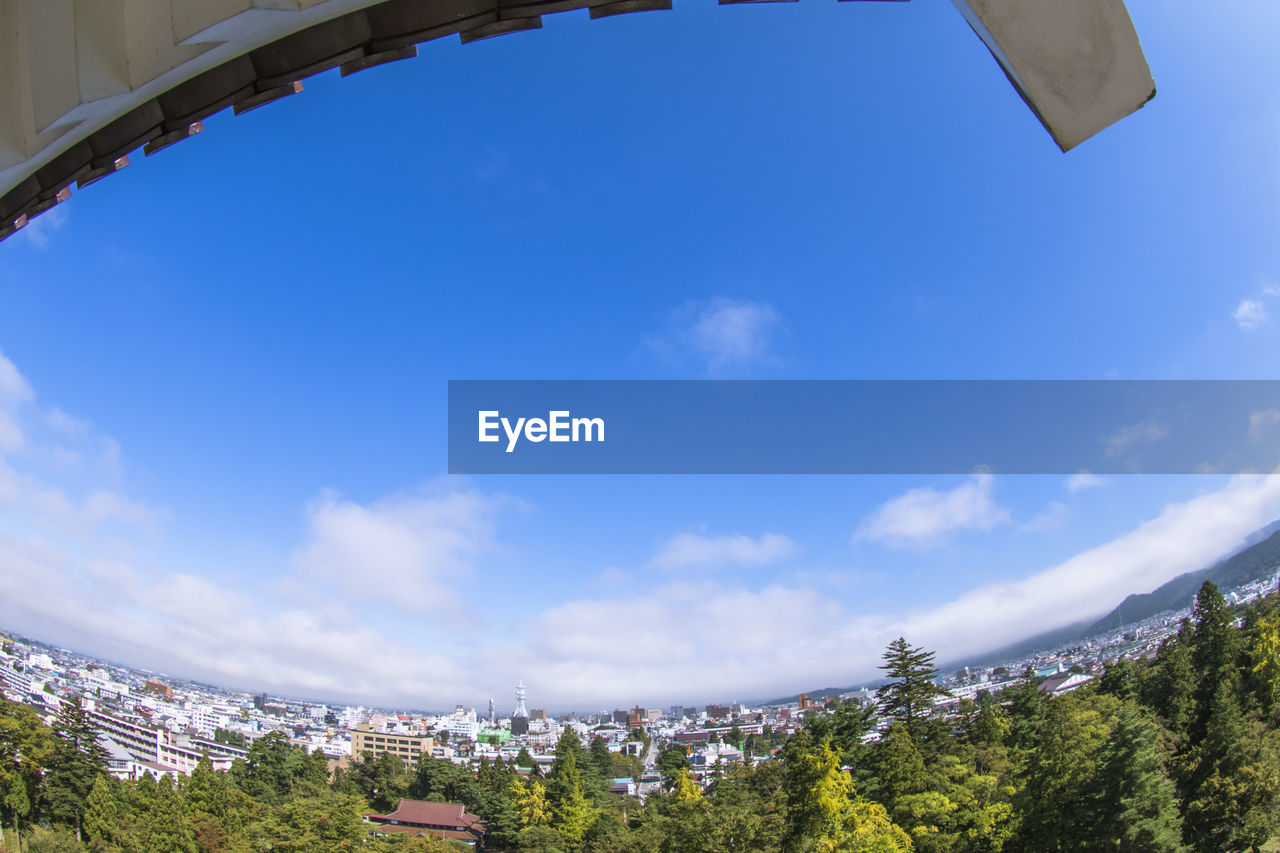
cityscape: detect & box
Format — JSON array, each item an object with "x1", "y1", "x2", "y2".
[{"x1": 5, "y1": 561, "x2": 1278, "y2": 806}]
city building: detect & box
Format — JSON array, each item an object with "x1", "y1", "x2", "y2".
[{"x1": 350, "y1": 725, "x2": 435, "y2": 764}]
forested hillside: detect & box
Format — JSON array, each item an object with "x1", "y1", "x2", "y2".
[
  {"x1": 1087, "y1": 525, "x2": 1280, "y2": 634},
  {"x1": 5, "y1": 580, "x2": 1280, "y2": 851}
]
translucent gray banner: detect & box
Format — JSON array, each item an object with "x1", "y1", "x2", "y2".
[{"x1": 446, "y1": 381, "x2": 1280, "y2": 475}]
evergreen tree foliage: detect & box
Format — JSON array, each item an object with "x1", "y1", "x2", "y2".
[
  {"x1": 877, "y1": 638, "x2": 949, "y2": 744},
  {"x1": 45, "y1": 695, "x2": 108, "y2": 840},
  {"x1": 1088, "y1": 704, "x2": 1185, "y2": 852}
]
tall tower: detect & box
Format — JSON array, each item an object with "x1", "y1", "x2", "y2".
[
  {"x1": 488, "y1": 698, "x2": 495, "y2": 725},
  {"x1": 513, "y1": 681, "x2": 529, "y2": 718}
]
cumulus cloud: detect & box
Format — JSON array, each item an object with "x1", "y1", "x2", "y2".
[
  {"x1": 0, "y1": 350, "x2": 34, "y2": 407},
  {"x1": 494, "y1": 474, "x2": 1280, "y2": 706},
  {"x1": 1065, "y1": 471, "x2": 1107, "y2": 493},
  {"x1": 0, "y1": 413, "x2": 23, "y2": 453},
  {"x1": 1250, "y1": 409, "x2": 1280, "y2": 443},
  {"x1": 289, "y1": 484, "x2": 508, "y2": 616},
  {"x1": 0, "y1": 349, "x2": 35, "y2": 452},
  {"x1": 650, "y1": 531, "x2": 796, "y2": 571},
  {"x1": 1235, "y1": 299, "x2": 1269, "y2": 330},
  {"x1": 6, "y1": 472, "x2": 1280, "y2": 708},
  {"x1": 0, "y1": 532, "x2": 474, "y2": 704},
  {"x1": 646, "y1": 298, "x2": 785, "y2": 373},
  {"x1": 1104, "y1": 420, "x2": 1169, "y2": 459},
  {"x1": 854, "y1": 473, "x2": 1010, "y2": 549},
  {"x1": 46, "y1": 407, "x2": 90, "y2": 439}
]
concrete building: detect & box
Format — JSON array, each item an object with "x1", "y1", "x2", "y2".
[
  {"x1": 350, "y1": 724, "x2": 435, "y2": 764},
  {"x1": 88, "y1": 709, "x2": 238, "y2": 775}
]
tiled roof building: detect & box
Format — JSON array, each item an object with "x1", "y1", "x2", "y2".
[{"x1": 367, "y1": 799, "x2": 486, "y2": 846}]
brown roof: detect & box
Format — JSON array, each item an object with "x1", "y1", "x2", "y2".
[
  {"x1": 375, "y1": 800, "x2": 485, "y2": 834},
  {"x1": 372, "y1": 825, "x2": 482, "y2": 842}
]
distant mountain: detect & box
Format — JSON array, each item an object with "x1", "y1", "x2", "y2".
[
  {"x1": 784, "y1": 520, "x2": 1280, "y2": 699},
  {"x1": 1085, "y1": 522, "x2": 1280, "y2": 635}
]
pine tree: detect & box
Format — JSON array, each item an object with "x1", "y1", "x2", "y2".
[
  {"x1": 877, "y1": 638, "x2": 949, "y2": 744},
  {"x1": 1189, "y1": 582, "x2": 1241, "y2": 746},
  {"x1": 45, "y1": 695, "x2": 108, "y2": 840},
  {"x1": 873, "y1": 723, "x2": 929, "y2": 806},
  {"x1": 1181, "y1": 678, "x2": 1280, "y2": 851},
  {"x1": 1089, "y1": 704, "x2": 1185, "y2": 852},
  {"x1": 83, "y1": 774, "x2": 121, "y2": 848},
  {"x1": 146, "y1": 774, "x2": 197, "y2": 853},
  {"x1": 1142, "y1": 621, "x2": 1195, "y2": 741},
  {"x1": 545, "y1": 728, "x2": 598, "y2": 847}
]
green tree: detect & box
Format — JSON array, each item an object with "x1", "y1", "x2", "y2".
[
  {"x1": 1088, "y1": 704, "x2": 1184, "y2": 852},
  {"x1": 877, "y1": 638, "x2": 949, "y2": 745},
  {"x1": 230, "y1": 731, "x2": 293, "y2": 803},
  {"x1": 45, "y1": 696, "x2": 108, "y2": 840},
  {"x1": 783, "y1": 732, "x2": 911, "y2": 853},
  {"x1": 24, "y1": 826, "x2": 86, "y2": 852},
  {"x1": 1013, "y1": 693, "x2": 1116, "y2": 852},
  {"x1": 247, "y1": 790, "x2": 368, "y2": 853},
  {"x1": 213, "y1": 728, "x2": 248, "y2": 749},
  {"x1": 545, "y1": 729, "x2": 599, "y2": 848},
  {"x1": 1142, "y1": 621, "x2": 1196, "y2": 740},
  {"x1": 658, "y1": 743, "x2": 691, "y2": 790},
  {"x1": 1250, "y1": 614, "x2": 1280, "y2": 710},
  {"x1": 83, "y1": 774, "x2": 124, "y2": 851},
  {"x1": 871, "y1": 724, "x2": 928, "y2": 806},
  {"x1": 1188, "y1": 582, "x2": 1241, "y2": 746},
  {"x1": 144, "y1": 774, "x2": 196, "y2": 853},
  {"x1": 1181, "y1": 680, "x2": 1280, "y2": 852},
  {"x1": 184, "y1": 755, "x2": 260, "y2": 851},
  {"x1": 3, "y1": 772, "x2": 33, "y2": 852},
  {"x1": 513, "y1": 777, "x2": 552, "y2": 828}
]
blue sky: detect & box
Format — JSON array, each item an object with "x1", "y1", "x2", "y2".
[{"x1": 1, "y1": 1, "x2": 1280, "y2": 711}]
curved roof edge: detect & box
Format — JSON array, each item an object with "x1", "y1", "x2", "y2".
[{"x1": 0, "y1": 0, "x2": 1153, "y2": 244}]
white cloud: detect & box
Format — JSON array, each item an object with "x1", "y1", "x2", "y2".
[
  {"x1": 1018, "y1": 501, "x2": 1070, "y2": 534},
  {"x1": 1250, "y1": 409, "x2": 1280, "y2": 443},
  {"x1": 1065, "y1": 471, "x2": 1107, "y2": 493},
  {"x1": 1234, "y1": 298, "x2": 1269, "y2": 330},
  {"x1": 46, "y1": 407, "x2": 90, "y2": 439},
  {"x1": 0, "y1": 350, "x2": 34, "y2": 408},
  {"x1": 1104, "y1": 420, "x2": 1169, "y2": 458},
  {"x1": 591, "y1": 566, "x2": 632, "y2": 587},
  {"x1": 892, "y1": 473, "x2": 1280, "y2": 664},
  {"x1": 854, "y1": 473, "x2": 1010, "y2": 549},
  {"x1": 288, "y1": 484, "x2": 507, "y2": 616},
  {"x1": 82, "y1": 490, "x2": 164, "y2": 528},
  {"x1": 0, "y1": 412, "x2": 24, "y2": 453},
  {"x1": 0, "y1": 350, "x2": 34, "y2": 451},
  {"x1": 0, "y1": 533, "x2": 474, "y2": 705},
  {"x1": 646, "y1": 298, "x2": 785, "y2": 373},
  {"x1": 16, "y1": 206, "x2": 68, "y2": 250},
  {"x1": 6, "y1": 472, "x2": 1280, "y2": 709},
  {"x1": 650, "y1": 531, "x2": 796, "y2": 571},
  {"x1": 494, "y1": 474, "x2": 1280, "y2": 706},
  {"x1": 48, "y1": 447, "x2": 82, "y2": 469}
]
